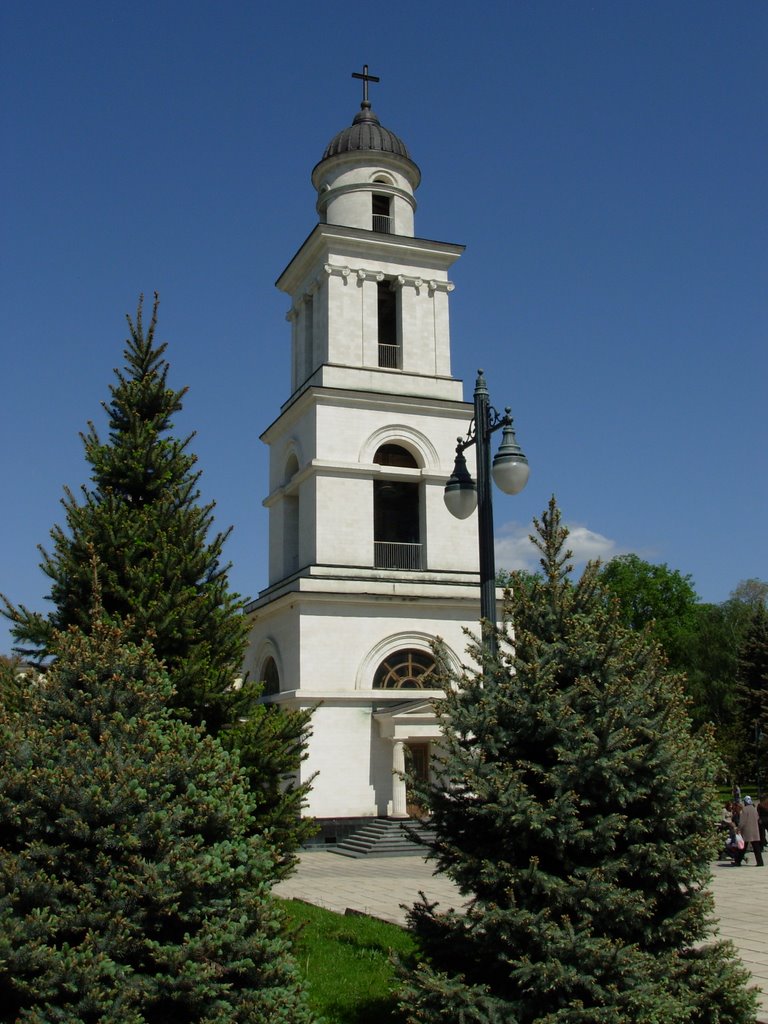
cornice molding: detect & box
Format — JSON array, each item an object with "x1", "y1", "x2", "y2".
[
  {"x1": 315, "y1": 179, "x2": 416, "y2": 212},
  {"x1": 276, "y1": 223, "x2": 465, "y2": 295},
  {"x1": 319, "y1": 262, "x2": 455, "y2": 295}
]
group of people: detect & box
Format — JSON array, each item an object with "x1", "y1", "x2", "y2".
[{"x1": 721, "y1": 788, "x2": 768, "y2": 867}]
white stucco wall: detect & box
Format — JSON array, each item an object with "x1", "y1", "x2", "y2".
[
  {"x1": 312, "y1": 154, "x2": 418, "y2": 237},
  {"x1": 264, "y1": 394, "x2": 481, "y2": 582},
  {"x1": 302, "y1": 704, "x2": 380, "y2": 817},
  {"x1": 245, "y1": 587, "x2": 485, "y2": 820},
  {"x1": 246, "y1": 120, "x2": 500, "y2": 823}
]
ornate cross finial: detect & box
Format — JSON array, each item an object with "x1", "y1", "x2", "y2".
[{"x1": 351, "y1": 64, "x2": 380, "y2": 105}]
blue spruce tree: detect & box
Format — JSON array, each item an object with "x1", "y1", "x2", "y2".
[
  {"x1": 2, "y1": 295, "x2": 315, "y2": 875},
  {"x1": 401, "y1": 498, "x2": 757, "y2": 1024},
  {"x1": 0, "y1": 617, "x2": 315, "y2": 1022}
]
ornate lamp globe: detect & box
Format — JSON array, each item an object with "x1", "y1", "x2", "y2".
[
  {"x1": 491, "y1": 420, "x2": 529, "y2": 495},
  {"x1": 444, "y1": 449, "x2": 478, "y2": 519}
]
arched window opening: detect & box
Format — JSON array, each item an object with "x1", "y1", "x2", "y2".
[
  {"x1": 373, "y1": 445, "x2": 421, "y2": 570},
  {"x1": 373, "y1": 649, "x2": 437, "y2": 689},
  {"x1": 372, "y1": 193, "x2": 392, "y2": 234},
  {"x1": 284, "y1": 452, "x2": 299, "y2": 485},
  {"x1": 374, "y1": 444, "x2": 418, "y2": 468},
  {"x1": 283, "y1": 453, "x2": 300, "y2": 576},
  {"x1": 261, "y1": 656, "x2": 280, "y2": 696},
  {"x1": 377, "y1": 279, "x2": 400, "y2": 368},
  {"x1": 303, "y1": 294, "x2": 314, "y2": 380},
  {"x1": 283, "y1": 494, "x2": 299, "y2": 575}
]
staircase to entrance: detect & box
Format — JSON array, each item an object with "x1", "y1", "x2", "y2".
[{"x1": 326, "y1": 818, "x2": 432, "y2": 858}]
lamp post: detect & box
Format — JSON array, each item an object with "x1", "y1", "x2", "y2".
[{"x1": 444, "y1": 370, "x2": 529, "y2": 659}]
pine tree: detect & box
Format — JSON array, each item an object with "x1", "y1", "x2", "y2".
[
  {"x1": 2, "y1": 295, "x2": 314, "y2": 874},
  {"x1": 400, "y1": 498, "x2": 758, "y2": 1024},
  {"x1": 0, "y1": 618, "x2": 315, "y2": 1023}
]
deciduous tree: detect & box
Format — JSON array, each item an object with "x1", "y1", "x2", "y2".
[
  {"x1": 735, "y1": 604, "x2": 768, "y2": 786},
  {"x1": 730, "y1": 578, "x2": 768, "y2": 610},
  {"x1": 599, "y1": 553, "x2": 699, "y2": 670}
]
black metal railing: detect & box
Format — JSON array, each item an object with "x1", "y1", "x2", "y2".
[
  {"x1": 372, "y1": 213, "x2": 392, "y2": 233},
  {"x1": 374, "y1": 541, "x2": 423, "y2": 570},
  {"x1": 378, "y1": 343, "x2": 400, "y2": 368}
]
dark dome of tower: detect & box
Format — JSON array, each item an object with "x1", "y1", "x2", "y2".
[{"x1": 321, "y1": 102, "x2": 412, "y2": 160}]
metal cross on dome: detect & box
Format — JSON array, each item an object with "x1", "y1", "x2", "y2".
[{"x1": 352, "y1": 64, "x2": 380, "y2": 104}]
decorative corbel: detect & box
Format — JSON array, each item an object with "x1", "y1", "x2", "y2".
[{"x1": 427, "y1": 280, "x2": 455, "y2": 296}]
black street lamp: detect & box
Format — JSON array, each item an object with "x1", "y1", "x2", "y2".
[{"x1": 444, "y1": 370, "x2": 529, "y2": 659}]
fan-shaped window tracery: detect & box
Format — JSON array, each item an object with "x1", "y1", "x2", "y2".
[{"x1": 373, "y1": 649, "x2": 436, "y2": 689}]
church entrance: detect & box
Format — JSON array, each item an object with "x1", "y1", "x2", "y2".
[
  {"x1": 373, "y1": 701, "x2": 441, "y2": 820},
  {"x1": 405, "y1": 742, "x2": 430, "y2": 818}
]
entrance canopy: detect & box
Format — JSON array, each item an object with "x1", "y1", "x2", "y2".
[{"x1": 374, "y1": 699, "x2": 442, "y2": 742}]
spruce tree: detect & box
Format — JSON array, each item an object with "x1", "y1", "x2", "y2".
[
  {"x1": 401, "y1": 498, "x2": 757, "y2": 1024},
  {"x1": 2, "y1": 295, "x2": 314, "y2": 874},
  {"x1": 0, "y1": 617, "x2": 314, "y2": 1023},
  {"x1": 4, "y1": 295, "x2": 241, "y2": 730},
  {"x1": 0, "y1": 656, "x2": 26, "y2": 715}
]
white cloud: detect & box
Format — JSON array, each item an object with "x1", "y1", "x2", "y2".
[
  {"x1": 566, "y1": 524, "x2": 619, "y2": 564},
  {"x1": 494, "y1": 523, "x2": 540, "y2": 573},
  {"x1": 495, "y1": 520, "x2": 621, "y2": 575}
]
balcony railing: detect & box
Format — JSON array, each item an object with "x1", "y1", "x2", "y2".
[
  {"x1": 372, "y1": 213, "x2": 392, "y2": 233},
  {"x1": 378, "y1": 343, "x2": 400, "y2": 368},
  {"x1": 374, "y1": 541, "x2": 423, "y2": 570}
]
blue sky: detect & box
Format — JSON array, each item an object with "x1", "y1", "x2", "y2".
[{"x1": 1, "y1": 1, "x2": 766, "y2": 654}]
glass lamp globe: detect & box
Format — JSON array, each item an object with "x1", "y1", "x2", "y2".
[
  {"x1": 444, "y1": 450, "x2": 478, "y2": 519},
  {"x1": 491, "y1": 423, "x2": 529, "y2": 495}
]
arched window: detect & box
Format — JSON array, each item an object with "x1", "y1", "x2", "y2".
[
  {"x1": 261, "y1": 656, "x2": 280, "y2": 696},
  {"x1": 373, "y1": 444, "x2": 422, "y2": 570},
  {"x1": 377, "y1": 279, "x2": 399, "y2": 366},
  {"x1": 372, "y1": 193, "x2": 392, "y2": 234},
  {"x1": 373, "y1": 649, "x2": 437, "y2": 689},
  {"x1": 374, "y1": 444, "x2": 417, "y2": 468},
  {"x1": 283, "y1": 453, "x2": 300, "y2": 577}
]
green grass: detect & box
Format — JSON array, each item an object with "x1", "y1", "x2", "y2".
[
  {"x1": 280, "y1": 899, "x2": 418, "y2": 1024},
  {"x1": 717, "y1": 783, "x2": 762, "y2": 805}
]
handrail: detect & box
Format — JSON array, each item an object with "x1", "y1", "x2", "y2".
[
  {"x1": 374, "y1": 541, "x2": 423, "y2": 570},
  {"x1": 378, "y1": 343, "x2": 400, "y2": 369},
  {"x1": 372, "y1": 213, "x2": 392, "y2": 233}
]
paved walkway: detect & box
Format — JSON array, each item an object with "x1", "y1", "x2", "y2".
[{"x1": 276, "y1": 851, "x2": 768, "y2": 1022}]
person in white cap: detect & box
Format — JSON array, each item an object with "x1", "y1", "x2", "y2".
[{"x1": 736, "y1": 796, "x2": 763, "y2": 867}]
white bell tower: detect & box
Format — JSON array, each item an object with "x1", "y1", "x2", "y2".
[{"x1": 246, "y1": 70, "x2": 483, "y2": 839}]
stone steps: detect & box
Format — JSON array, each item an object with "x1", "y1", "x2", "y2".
[{"x1": 327, "y1": 818, "x2": 432, "y2": 858}]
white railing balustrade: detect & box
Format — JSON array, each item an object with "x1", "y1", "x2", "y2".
[
  {"x1": 372, "y1": 214, "x2": 392, "y2": 233},
  {"x1": 374, "y1": 541, "x2": 423, "y2": 570},
  {"x1": 378, "y1": 343, "x2": 400, "y2": 368}
]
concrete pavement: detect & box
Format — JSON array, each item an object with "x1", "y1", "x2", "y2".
[{"x1": 275, "y1": 850, "x2": 768, "y2": 1022}]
